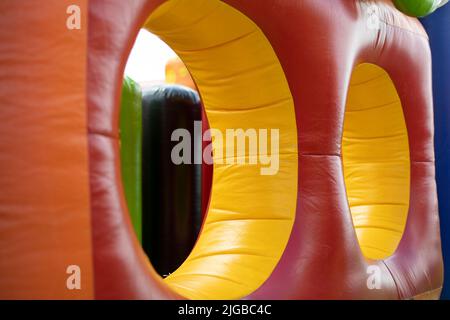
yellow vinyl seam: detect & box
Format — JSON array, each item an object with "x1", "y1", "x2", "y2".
[
  {"x1": 342, "y1": 63, "x2": 410, "y2": 260},
  {"x1": 144, "y1": 0, "x2": 298, "y2": 299}
]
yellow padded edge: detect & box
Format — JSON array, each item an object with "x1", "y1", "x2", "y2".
[
  {"x1": 342, "y1": 63, "x2": 410, "y2": 260},
  {"x1": 144, "y1": 0, "x2": 298, "y2": 299}
]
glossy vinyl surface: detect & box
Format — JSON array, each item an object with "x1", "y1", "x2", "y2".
[
  {"x1": 0, "y1": 0, "x2": 443, "y2": 300},
  {"x1": 343, "y1": 63, "x2": 410, "y2": 260},
  {"x1": 0, "y1": 0, "x2": 93, "y2": 299}
]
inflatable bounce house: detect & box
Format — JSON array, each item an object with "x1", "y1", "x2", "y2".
[{"x1": 0, "y1": 0, "x2": 449, "y2": 300}]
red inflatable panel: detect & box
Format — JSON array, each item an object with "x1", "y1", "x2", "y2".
[{"x1": 87, "y1": 0, "x2": 443, "y2": 299}]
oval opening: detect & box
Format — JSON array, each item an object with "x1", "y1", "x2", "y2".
[
  {"x1": 136, "y1": 0, "x2": 299, "y2": 299},
  {"x1": 342, "y1": 63, "x2": 411, "y2": 260},
  {"x1": 122, "y1": 31, "x2": 205, "y2": 277}
]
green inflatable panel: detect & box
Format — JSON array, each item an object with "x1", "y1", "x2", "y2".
[
  {"x1": 120, "y1": 76, "x2": 142, "y2": 242},
  {"x1": 394, "y1": 0, "x2": 446, "y2": 17}
]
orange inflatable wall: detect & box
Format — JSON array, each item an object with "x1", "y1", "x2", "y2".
[{"x1": 0, "y1": 0, "x2": 93, "y2": 299}]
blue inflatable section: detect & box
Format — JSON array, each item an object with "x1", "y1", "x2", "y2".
[{"x1": 421, "y1": 5, "x2": 450, "y2": 299}]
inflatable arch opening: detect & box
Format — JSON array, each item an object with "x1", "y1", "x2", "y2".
[
  {"x1": 343, "y1": 63, "x2": 410, "y2": 260},
  {"x1": 137, "y1": 0, "x2": 298, "y2": 299}
]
